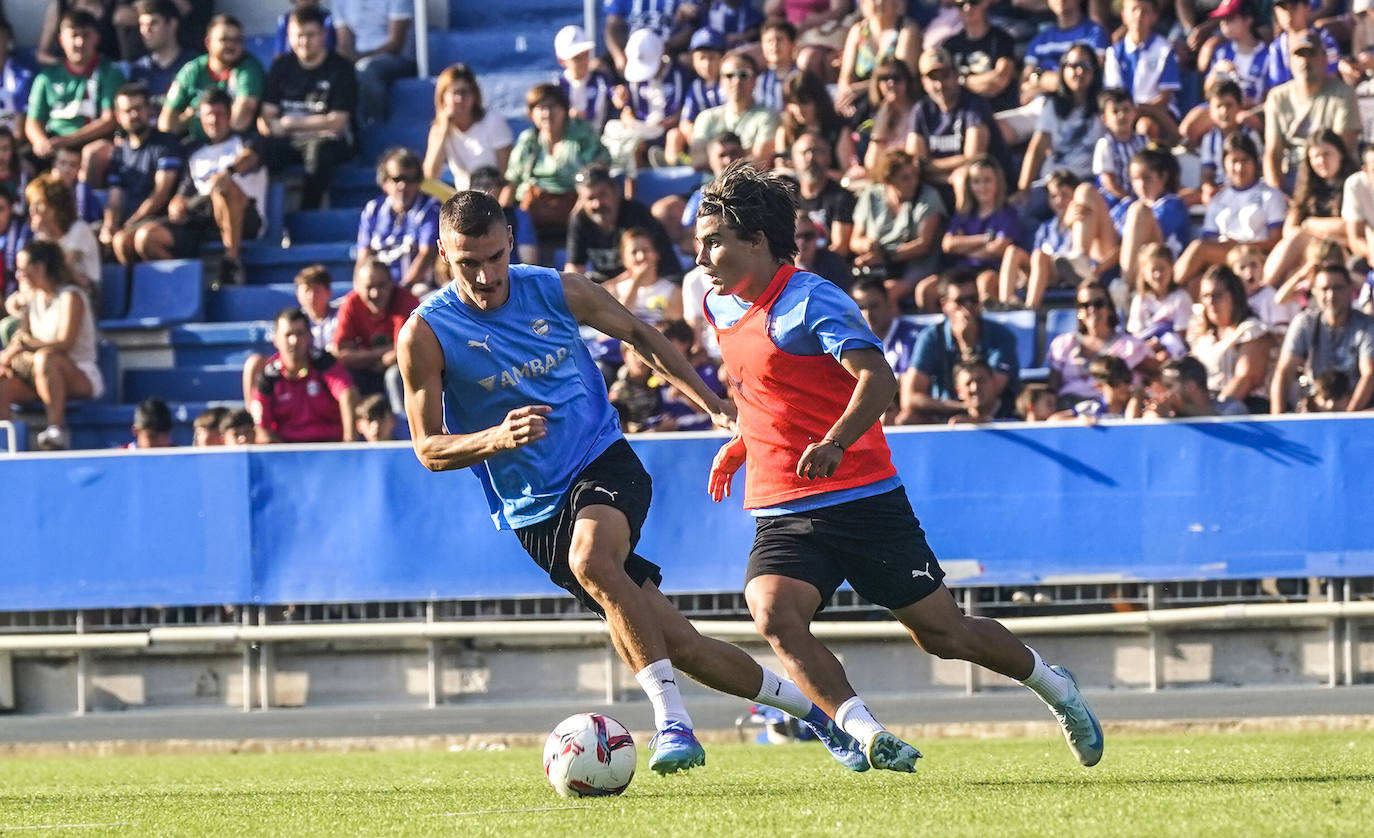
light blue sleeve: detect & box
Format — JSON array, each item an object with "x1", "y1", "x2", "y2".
[{"x1": 777, "y1": 278, "x2": 882, "y2": 361}]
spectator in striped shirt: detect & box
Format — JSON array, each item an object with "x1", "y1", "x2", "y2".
[
  {"x1": 356, "y1": 147, "x2": 440, "y2": 296},
  {"x1": 554, "y1": 25, "x2": 614, "y2": 132},
  {"x1": 755, "y1": 19, "x2": 798, "y2": 113},
  {"x1": 1092, "y1": 88, "x2": 1147, "y2": 209}
]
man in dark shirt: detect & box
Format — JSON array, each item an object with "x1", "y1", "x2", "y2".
[
  {"x1": 564, "y1": 163, "x2": 679, "y2": 281},
  {"x1": 907, "y1": 47, "x2": 1011, "y2": 212},
  {"x1": 128, "y1": 0, "x2": 196, "y2": 108},
  {"x1": 259, "y1": 4, "x2": 357, "y2": 209},
  {"x1": 897, "y1": 272, "x2": 1020, "y2": 423},
  {"x1": 940, "y1": 0, "x2": 1019, "y2": 112},
  {"x1": 792, "y1": 132, "x2": 855, "y2": 258},
  {"x1": 104, "y1": 82, "x2": 182, "y2": 266}
]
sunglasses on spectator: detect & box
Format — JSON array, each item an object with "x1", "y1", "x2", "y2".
[
  {"x1": 1063, "y1": 62, "x2": 1093, "y2": 72},
  {"x1": 722, "y1": 71, "x2": 753, "y2": 80},
  {"x1": 388, "y1": 173, "x2": 419, "y2": 184},
  {"x1": 1077, "y1": 299, "x2": 1110, "y2": 310},
  {"x1": 876, "y1": 75, "x2": 904, "y2": 83},
  {"x1": 948, "y1": 293, "x2": 980, "y2": 308},
  {"x1": 924, "y1": 69, "x2": 951, "y2": 80},
  {"x1": 958, "y1": 0, "x2": 980, "y2": 8}
]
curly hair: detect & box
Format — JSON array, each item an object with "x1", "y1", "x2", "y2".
[{"x1": 699, "y1": 161, "x2": 799, "y2": 263}]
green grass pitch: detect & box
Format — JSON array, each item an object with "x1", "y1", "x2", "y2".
[{"x1": 2, "y1": 730, "x2": 1370, "y2": 836}]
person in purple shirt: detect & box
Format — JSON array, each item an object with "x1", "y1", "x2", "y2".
[
  {"x1": 680, "y1": 27, "x2": 725, "y2": 125},
  {"x1": 939, "y1": 156, "x2": 1018, "y2": 307},
  {"x1": 356, "y1": 148, "x2": 440, "y2": 295}
]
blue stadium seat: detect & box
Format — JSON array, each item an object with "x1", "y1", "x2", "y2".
[
  {"x1": 328, "y1": 165, "x2": 381, "y2": 208},
  {"x1": 124, "y1": 365, "x2": 244, "y2": 403},
  {"x1": 633, "y1": 166, "x2": 701, "y2": 205},
  {"x1": 360, "y1": 121, "x2": 431, "y2": 166},
  {"x1": 392, "y1": 76, "x2": 437, "y2": 124},
  {"x1": 241, "y1": 242, "x2": 355, "y2": 285},
  {"x1": 99, "y1": 263, "x2": 130, "y2": 320},
  {"x1": 206, "y1": 282, "x2": 350, "y2": 323},
  {"x1": 287, "y1": 209, "x2": 360, "y2": 244},
  {"x1": 169, "y1": 322, "x2": 273, "y2": 365},
  {"x1": 244, "y1": 34, "x2": 277, "y2": 72},
  {"x1": 94, "y1": 339, "x2": 119, "y2": 403},
  {"x1": 98, "y1": 259, "x2": 204, "y2": 329},
  {"x1": 983, "y1": 309, "x2": 1037, "y2": 376},
  {"x1": 65, "y1": 400, "x2": 235, "y2": 448},
  {"x1": 427, "y1": 26, "x2": 562, "y2": 75},
  {"x1": 263, "y1": 181, "x2": 286, "y2": 244},
  {"x1": 0, "y1": 418, "x2": 27, "y2": 452},
  {"x1": 1043, "y1": 307, "x2": 1079, "y2": 358}
]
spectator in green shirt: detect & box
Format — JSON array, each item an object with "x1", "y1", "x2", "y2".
[
  {"x1": 25, "y1": 9, "x2": 124, "y2": 184},
  {"x1": 159, "y1": 14, "x2": 266, "y2": 142},
  {"x1": 505, "y1": 83, "x2": 609, "y2": 236}
]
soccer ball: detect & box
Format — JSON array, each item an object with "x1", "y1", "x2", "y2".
[{"x1": 542, "y1": 713, "x2": 636, "y2": 797}]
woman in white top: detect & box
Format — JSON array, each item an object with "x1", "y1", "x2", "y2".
[
  {"x1": 26, "y1": 171, "x2": 100, "y2": 292},
  {"x1": 1187, "y1": 264, "x2": 1271, "y2": 413},
  {"x1": 0, "y1": 240, "x2": 104, "y2": 450},
  {"x1": 422, "y1": 64, "x2": 513, "y2": 191}
]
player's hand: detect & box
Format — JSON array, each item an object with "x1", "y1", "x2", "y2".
[
  {"x1": 497, "y1": 405, "x2": 551, "y2": 450},
  {"x1": 708, "y1": 435, "x2": 746, "y2": 502},
  {"x1": 796, "y1": 439, "x2": 843, "y2": 481}
]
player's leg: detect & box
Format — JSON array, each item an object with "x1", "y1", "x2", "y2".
[
  {"x1": 889, "y1": 583, "x2": 1104, "y2": 767},
  {"x1": 644, "y1": 579, "x2": 868, "y2": 771}
]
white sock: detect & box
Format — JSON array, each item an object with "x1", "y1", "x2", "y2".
[
  {"x1": 834, "y1": 695, "x2": 885, "y2": 745},
  {"x1": 752, "y1": 668, "x2": 815, "y2": 718},
  {"x1": 1020, "y1": 646, "x2": 1074, "y2": 704},
  {"x1": 634, "y1": 659, "x2": 692, "y2": 731}
]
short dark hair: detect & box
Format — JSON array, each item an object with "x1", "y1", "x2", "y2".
[
  {"x1": 709, "y1": 131, "x2": 743, "y2": 151},
  {"x1": 134, "y1": 397, "x2": 173, "y2": 433},
  {"x1": 194, "y1": 406, "x2": 230, "y2": 431},
  {"x1": 288, "y1": 4, "x2": 328, "y2": 29},
  {"x1": 936, "y1": 270, "x2": 978, "y2": 301},
  {"x1": 1046, "y1": 169, "x2": 1081, "y2": 191},
  {"x1": 1089, "y1": 355, "x2": 1131, "y2": 386},
  {"x1": 198, "y1": 87, "x2": 233, "y2": 111},
  {"x1": 135, "y1": 0, "x2": 179, "y2": 21},
  {"x1": 356, "y1": 393, "x2": 392, "y2": 422},
  {"x1": 1206, "y1": 77, "x2": 1244, "y2": 104},
  {"x1": 219, "y1": 408, "x2": 254, "y2": 433},
  {"x1": 440, "y1": 190, "x2": 507, "y2": 238},
  {"x1": 207, "y1": 13, "x2": 243, "y2": 34},
  {"x1": 1162, "y1": 355, "x2": 1208, "y2": 390},
  {"x1": 1221, "y1": 131, "x2": 1259, "y2": 164},
  {"x1": 115, "y1": 82, "x2": 151, "y2": 105},
  {"x1": 1097, "y1": 87, "x2": 1133, "y2": 110},
  {"x1": 852, "y1": 276, "x2": 888, "y2": 298},
  {"x1": 699, "y1": 160, "x2": 800, "y2": 262},
  {"x1": 294, "y1": 264, "x2": 332, "y2": 288},
  {"x1": 761, "y1": 19, "x2": 797, "y2": 41},
  {"x1": 955, "y1": 356, "x2": 992, "y2": 380},
  {"x1": 575, "y1": 163, "x2": 615, "y2": 189},
  {"x1": 525, "y1": 82, "x2": 569, "y2": 114},
  {"x1": 660, "y1": 318, "x2": 694, "y2": 344},
  {"x1": 275, "y1": 307, "x2": 311, "y2": 329},
  {"x1": 60, "y1": 9, "x2": 100, "y2": 32},
  {"x1": 1314, "y1": 261, "x2": 1352, "y2": 286}
]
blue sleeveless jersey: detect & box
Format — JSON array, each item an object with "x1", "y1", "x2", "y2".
[{"x1": 415, "y1": 264, "x2": 622, "y2": 530}]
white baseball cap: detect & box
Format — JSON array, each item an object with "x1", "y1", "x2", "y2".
[
  {"x1": 554, "y1": 25, "x2": 594, "y2": 61},
  {"x1": 623, "y1": 29, "x2": 665, "y2": 83}
]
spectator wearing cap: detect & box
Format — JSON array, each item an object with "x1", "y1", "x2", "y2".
[
  {"x1": 679, "y1": 28, "x2": 725, "y2": 129},
  {"x1": 259, "y1": 4, "x2": 359, "y2": 211},
  {"x1": 685, "y1": 52, "x2": 778, "y2": 168},
  {"x1": 755, "y1": 19, "x2": 798, "y2": 113},
  {"x1": 1103, "y1": 0, "x2": 1181, "y2": 142},
  {"x1": 356, "y1": 147, "x2": 440, "y2": 296},
  {"x1": 505, "y1": 82, "x2": 608, "y2": 235},
  {"x1": 603, "y1": 29, "x2": 690, "y2": 171},
  {"x1": 161, "y1": 14, "x2": 267, "y2": 142},
  {"x1": 1263, "y1": 29, "x2": 1361, "y2": 191},
  {"x1": 603, "y1": 0, "x2": 697, "y2": 78},
  {"x1": 127, "y1": 0, "x2": 196, "y2": 109},
  {"x1": 1199, "y1": 0, "x2": 1268, "y2": 109},
  {"x1": 565, "y1": 163, "x2": 680, "y2": 282},
  {"x1": 1264, "y1": 0, "x2": 1342, "y2": 95},
  {"x1": 330, "y1": 258, "x2": 418, "y2": 411},
  {"x1": 125, "y1": 396, "x2": 174, "y2": 449},
  {"x1": 707, "y1": 0, "x2": 764, "y2": 48},
  {"x1": 331, "y1": 0, "x2": 416, "y2": 126},
  {"x1": 423, "y1": 64, "x2": 512, "y2": 192},
  {"x1": 939, "y1": 0, "x2": 1018, "y2": 113},
  {"x1": 136, "y1": 89, "x2": 268, "y2": 286},
  {"x1": 907, "y1": 47, "x2": 1009, "y2": 212},
  {"x1": 252, "y1": 307, "x2": 359, "y2": 444},
  {"x1": 554, "y1": 25, "x2": 615, "y2": 132},
  {"x1": 1270, "y1": 263, "x2": 1374, "y2": 412},
  {"x1": 898, "y1": 271, "x2": 1020, "y2": 424}
]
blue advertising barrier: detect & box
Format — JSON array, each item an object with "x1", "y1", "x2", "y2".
[{"x1": 4, "y1": 416, "x2": 1374, "y2": 610}]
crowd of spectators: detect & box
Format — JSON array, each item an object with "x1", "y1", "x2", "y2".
[{"x1": 7, "y1": 0, "x2": 1374, "y2": 450}]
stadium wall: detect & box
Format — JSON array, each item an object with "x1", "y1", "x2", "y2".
[{"x1": 4, "y1": 416, "x2": 1374, "y2": 612}]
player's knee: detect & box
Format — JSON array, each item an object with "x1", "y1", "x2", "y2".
[
  {"x1": 748, "y1": 599, "x2": 807, "y2": 646},
  {"x1": 913, "y1": 621, "x2": 974, "y2": 661},
  {"x1": 565, "y1": 546, "x2": 621, "y2": 593}
]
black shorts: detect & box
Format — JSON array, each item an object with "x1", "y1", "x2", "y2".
[
  {"x1": 746, "y1": 486, "x2": 945, "y2": 611},
  {"x1": 169, "y1": 198, "x2": 263, "y2": 258},
  {"x1": 514, "y1": 439, "x2": 662, "y2": 615}
]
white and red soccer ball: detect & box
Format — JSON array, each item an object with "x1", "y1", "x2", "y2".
[{"x1": 542, "y1": 713, "x2": 637, "y2": 797}]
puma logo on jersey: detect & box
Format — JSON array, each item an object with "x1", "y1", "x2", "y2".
[
  {"x1": 478, "y1": 346, "x2": 571, "y2": 392},
  {"x1": 592, "y1": 487, "x2": 618, "y2": 503},
  {"x1": 468, "y1": 335, "x2": 491, "y2": 352},
  {"x1": 911, "y1": 561, "x2": 934, "y2": 582}
]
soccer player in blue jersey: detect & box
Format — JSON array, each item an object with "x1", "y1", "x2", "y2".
[{"x1": 396, "y1": 190, "x2": 869, "y2": 776}]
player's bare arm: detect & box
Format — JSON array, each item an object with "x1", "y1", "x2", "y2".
[
  {"x1": 397, "y1": 315, "x2": 551, "y2": 471},
  {"x1": 796, "y1": 347, "x2": 897, "y2": 480},
  {"x1": 561, "y1": 270, "x2": 736, "y2": 431}
]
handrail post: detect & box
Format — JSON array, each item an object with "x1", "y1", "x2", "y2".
[
  {"x1": 426, "y1": 601, "x2": 440, "y2": 709},
  {"x1": 1147, "y1": 583, "x2": 1161, "y2": 692}
]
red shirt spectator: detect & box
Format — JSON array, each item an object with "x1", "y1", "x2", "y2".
[
  {"x1": 251, "y1": 308, "x2": 358, "y2": 442},
  {"x1": 334, "y1": 272, "x2": 420, "y2": 352}
]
